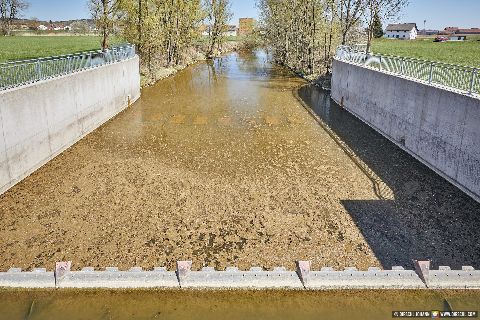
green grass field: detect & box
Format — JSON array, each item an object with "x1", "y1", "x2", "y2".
[
  {"x1": 0, "y1": 36, "x2": 125, "y2": 62},
  {"x1": 371, "y1": 37, "x2": 480, "y2": 68}
]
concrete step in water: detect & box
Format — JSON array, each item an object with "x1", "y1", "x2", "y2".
[
  {"x1": 428, "y1": 266, "x2": 480, "y2": 289},
  {"x1": 1, "y1": 260, "x2": 479, "y2": 289},
  {"x1": 297, "y1": 261, "x2": 424, "y2": 289},
  {"x1": 177, "y1": 262, "x2": 303, "y2": 289}
]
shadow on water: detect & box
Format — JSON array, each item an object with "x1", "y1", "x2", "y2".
[{"x1": 297, "y1": 85, "x2": 480, "y2": 269}]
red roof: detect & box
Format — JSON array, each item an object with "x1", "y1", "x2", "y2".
[{"x1": 455, "y1": 28, "x2": 480, "y2": 34}]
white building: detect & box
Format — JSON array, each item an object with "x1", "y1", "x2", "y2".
[
  {"x1": 200, "y1": 25, "x2": 237, "y2": 37},
  {"x1": 37, "y1": 24, "x2": 48, "y2": 31},
  {"x1": 450, "y1": 35, "x2": 467, "y2": 41},
  {"x1": 223, "y1": 25, "x2": 237, "y2": 37},
  {"x1": 384, "y1": 23, "x2": 418, "y2": 40}
]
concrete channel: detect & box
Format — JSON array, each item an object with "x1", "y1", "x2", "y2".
[{"x1": 1, "y1": 50, "x2": 480, "y2": 290}]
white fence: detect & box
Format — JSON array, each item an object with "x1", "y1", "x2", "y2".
[
  {"x1": 0, "y1": 44, "x2": 136, "y2": 91},
  {"x1": 335, "y1": 45, "x2": 479, "y2": 96}
]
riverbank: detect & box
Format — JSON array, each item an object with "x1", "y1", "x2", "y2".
[{"x1": 140, "y1": 41, "x2": 240, "y2": 87}]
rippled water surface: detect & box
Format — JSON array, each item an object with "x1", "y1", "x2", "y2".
[{"x1": 0, "y1": 50, "x2": 479, "y2": 273}]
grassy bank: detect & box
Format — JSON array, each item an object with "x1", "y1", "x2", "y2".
[
  {"x1": 0, "y1": 36, "x2": 124, "y2": 62},
  {"x1": 371, "y1": 37, "x2": 480, "y2": 67}
]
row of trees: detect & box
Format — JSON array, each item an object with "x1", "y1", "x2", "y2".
[
  {"x1": 89, "y1": 0, "x2": 232, "y2": 81},
  {"x1": 0, "y1": 0, "x2": 29, "y2": 35},
  {"x1": 258, "y1": 0, "x2": 407, "y2": 76}
]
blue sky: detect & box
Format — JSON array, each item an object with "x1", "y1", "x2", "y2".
[
  {"x1": 23, "y1": 0, "x2": 480, "y2": 30},
  {"x1": 401, "y1": 0, "x2": 480, "y2": 30},
  {"x1": 23, "y1": 0, "x2": 259, "y2": 24}
]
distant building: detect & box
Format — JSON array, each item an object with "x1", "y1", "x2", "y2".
[
  {"x1": 37, "y1": 24, "x2": 48, "y2": 31},
  {"x1": 223, "y1": 25, "x2": 237, "y2": 37},
  {"x1": 199, "y1": 24, "x2": 209, "y2": 36},
  {"x1": 455, "y1": 28, "x2": 480, "y2": 35},
  {"x1": 384, "y1": 23, "x2": 418, "y2": 40},
  {"x1": 442, "y1": 27, "x2": 459, "y2": 35},
  {"x1": 440, "y1": 27, "x2": 480, "y2": 36},
  {"x1": 450, "y1": 35, "x2": 467, "y2": 41},
  {"x1": 64, "y1": 26, "x2": 72, "y2": 31},
  {"x1": 424, "y1": 29, "x2": 439, "y2": 35},
  {"x1": 238, "y1": 18, "x2": 255, "y2": 36},
  {"x1": 199, "y1": 24, "x2": 238, "y2": 37}
]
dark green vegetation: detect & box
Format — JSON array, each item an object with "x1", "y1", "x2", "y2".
[
  {"x1": 0, "y1": 36, "x2": 124, "y2": 62},
  {"x1": 371, "y1": 37, "x2": 480, "y2": 67}
]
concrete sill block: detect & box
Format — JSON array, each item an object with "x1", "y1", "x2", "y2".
[
  {"x1": 0, "y1": 268, "x2": 55, "y2": 288},
  {"x1": 1, "y1": 261, "x2": 479, "y2": 289}
]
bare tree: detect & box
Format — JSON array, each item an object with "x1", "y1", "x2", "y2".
[
  {"x1": 258, "y1": 0, "x2": 342, "y2": 76},
  {"x1": 204, "y1": 0, "x2": 232, "y2": 58},
  {"x1": 365, "y1": 0, "x2": 408, "y2": 52},
  {"x1": 0, "y1": 0, "x2": 29, "y2": 36},
  {"x1": 338, "y1": 0, "x2": 366, "y2": 45},
  {"x1": 89, "y1": 0, "x2": 122, "y2": 50},
  {"x1": 70, "y1": 20, "x2": 90, "y2": 35}
]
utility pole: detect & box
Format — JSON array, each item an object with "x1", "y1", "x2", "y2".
[{"x1": 423, "y1": 19, "x2": 426, "y2": 35}]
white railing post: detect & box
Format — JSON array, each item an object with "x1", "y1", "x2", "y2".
[
  {"x1": 428, "y1": 62, "x2": 434, "y2": 84},
  {"x1": 35, "y1": 60, "x2": 42, "y2": 81},
  {"x1": 470, "y1": 68, "x2": 477, "y2": 95},
  {"x1": 379, "y1": 56, "x2": 382, "y2": 71}
]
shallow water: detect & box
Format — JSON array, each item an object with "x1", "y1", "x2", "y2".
[
  {"x1": 1, "y1": 289, "x2": 479, "y2": 320},
  {"x1": 0, "y1": 50, "x2": 479, "y2": 273}
]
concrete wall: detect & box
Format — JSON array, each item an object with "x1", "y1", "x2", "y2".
[
  {"x1": 0, "y1": 56, "x2": 140, "y2": 195},
  {"x1": 331, "y1": 59, "x2": 480, "y2": 202}
]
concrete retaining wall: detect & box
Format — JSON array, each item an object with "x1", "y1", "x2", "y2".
[
  {"x1": 0, "y1": 56, "x2": 140, "y2": 195},
  {"x1": 331, "y1": 59, "x2": 480, "y2": 202},
  {"x1": 1, "y1": 260, "x2": 479, "y2": 289}
]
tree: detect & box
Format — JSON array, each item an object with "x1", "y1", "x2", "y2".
[
  {"x1": 372, "y1": 12, "x2": 383, "y2": 38},
  {"x1": 118, "y1": 0, "x2": 204, "y2": 80},
  {"x1": 338, "y1": 0, "x2": 366, "y2": 45},
  {"x1": 0, "y1": 0, "x2": 29, "y2": 36},
  {"x1": 89, "y1": 0, "x2": 122, "y2": 50},
  {"x1": 204, "y1": 0, "x2": 232, "y2": 58},
  {"x1": 70, "y1": 20, "x2": 90, "y2": 34},
  {"x1": 258, "y1": 0, "x2": 340, "y2": 76},
  {"x1": 365, "y1": 0, "x2": 408, "y2": 52}
]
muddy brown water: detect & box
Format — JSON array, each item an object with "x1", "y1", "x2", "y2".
[
  {"x1": 1, "y1": 289, "x2": 479, "y2": 320},
  {"x1": 0, "y1": 50, "x2": 479, "y2": 273}
]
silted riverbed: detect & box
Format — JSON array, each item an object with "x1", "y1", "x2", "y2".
[{"x1": 0, "y1": 50, "x2": 479, "y2": 273}]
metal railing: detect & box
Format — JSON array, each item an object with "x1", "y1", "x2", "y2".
[
  {"x1": 335, "y1": 45, "x2": 479, "y2": 96},
  {"x1": 0, "y1": 44, "x2": 136, "y2": 91}
]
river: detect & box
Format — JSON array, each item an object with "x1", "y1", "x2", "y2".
[{"x1": 0, "y1": 50, "x2": 479, "y2": 273}]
